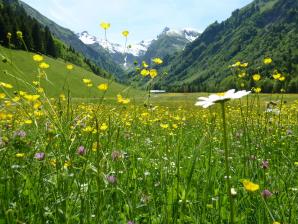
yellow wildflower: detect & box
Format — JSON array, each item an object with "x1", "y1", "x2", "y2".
[
  {"x1": 83, "y1": 79, "x2": 92, "y2": 84},
  {"x1": 122, "y1": 98, "x2": 130, "y2": 104},
  {"x1": 97, "y1": 83, "x2": 108, "y2": 91},
  {"x1": 34, "y1": 111, "x2": 44, "y2": 117},
  {"x1": 24, "y1": 120, "x2": 33, "y2": 124},
  {"x1": 279, "y1": 76, "x2": 285, "y2": 81},
  {"x1": 231, "y1": 61, "x2": 241, "y2": 67},
  {"x1": 152, "y1": 58, "x2": 163, "y2": 65},
  {"x1": 32, "y1": 81, "x2": 40, "y2": 86},
  {"x1": 16, "y1": 153, "x2": 25, "y2": 158},
  {"x1": 100, "y1": 123, "x2": 108, "y2": 131},
  {"x1": 33, "y1": 101, "x2": 42, "y2": 109},
  {"x1": 64, "y1": 161, "x2": 71, "y2": 168},
  {"x1": 66, "y1": 64, "x2": 74, "y2": 70},
  {"x1": 149, "y1": 69, "x2": 158, "y2": 78},
  {"x1": 264, "y1": 58, "x2": 272, "y2": 64},
  {"x1": 83, "y1": 126, "x2": 93, "y2": 132},
  {"x1": 19, "y1": 91, "x2": 26, "y2": 96},
  {"x1": 33, "y1": 54, "x2": 43, "y2": 62},
  {"x1": 240, "y1": 62, "x2": 248, "y2": 68},
  {"x1": 16, "y1": 31, "x2": 23, "y2": 39},
  {"x1": 142, "y1": 61, "x2": 149, "y2": 68},
  {"x1": 60, "y1": 94, "x2": 66, "y2": 101},
  {"x1": 0, "y1": 93, "x2": 6, "y2": 99},
  {"x1": 0, "y1": 82, "x2": 13, "y2": 89},
  {"x1": 141, "y1": 69, "x2": 149, "y2": 76},
  {"x1": 37, "y1": 87, "x2": 44, "y2": 93},
  {"x1": 23, "y1": 94, "x2": 40, "y2": 102},
  {"x1": 122, "y1": 30, "x2": 129, "y2": 37},
  {"x1": 160, "y1": 124, "x2": 169, "y2": 129},
  {"x1": 254, "y1": 87, "x2": 262, "y2": 93},
  {"x1": 100, "y1": 22, "x2": 110, "y2": 30},
  {"x1": 39, "y1": 62, "x2": 50, "y2": 69},
  {"x1": 50, "y1": 159, "x2": 56, "y2": 167},
  {"x1": 242, "y1": 180, "x2": 259, "y2": 192},
  {"x1": 273, "y1": 73, "x2": 281, "y2": 80},
  {"x1": 12, "y1": 96, "x2": 20, "y2": 102},
  {"x1": 253, "y1": 74, "x2": 261, "y2": 81}
]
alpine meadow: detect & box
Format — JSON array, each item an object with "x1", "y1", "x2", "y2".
[{"x1": 0, "y1": 0, "x2": 298, "y2": 223}]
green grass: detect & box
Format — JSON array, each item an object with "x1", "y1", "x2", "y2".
[{"x1": 0, "y1": 46, "x2": 144, "y2": 99}]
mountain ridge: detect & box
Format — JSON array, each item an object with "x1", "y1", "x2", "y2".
[{"x1": 77, "y1": 28, "x2": 200, "y2": 67}]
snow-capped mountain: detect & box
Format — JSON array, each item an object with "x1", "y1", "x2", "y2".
[
  {"x1": 77, "y1": 31, "x2": 151, "y2": 57},
  {"x1": 160, "y1": 27, "x2": 200, "y2": 42},
  {"x1": 77, "y1": 27, "x2": 200, "y2": 67}
]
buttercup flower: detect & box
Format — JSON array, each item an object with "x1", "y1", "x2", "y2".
[
  {"x1": 122, "y1": 30, "x2": 129, "y2": 37},
  {"x1": 16, "y1": 31, "x2": 23, "y2": 39},
  {"x1": 253, "y1": 74, "x2": 261, "y2": 81},
  {"x1": 253, "y1": 87, "x2": 262, "y2": 93},
  {"x1": 152, "y1": 58, "x2": 163, "y2": 65},
  {"x1": 100, "y1": 22, "x2": 110, "y2": 30},
  {"x1": 97, "y1": 83, "x2": 108, "y2": 91},
  {"x1": 33, "y1": 54, "x2": 43, "y2": 62},
  {"x1": 0, "y1": 82, "x2": 13, "y2": 89},
  {"x1": 66, "y1": 64, "x2": 74, "y2": 70},
  {"x1": 242, "y1": 179, "x2": 260, "y2": 192},
  {"x1": 141, "y1": 69, "x2": 149, "y2": 76},
  {"x1": 149, "y1": 69, "x2": 158, "y2": 78},
  {"x1": 195, "y1": 89, "x2": 251, "y2": 108},
  {"x1": 39, "y1": 62, "x2": 50, "y2": 69},
  {"x1": 264, "y1": 58, "x2": 272, "y2": 64}
]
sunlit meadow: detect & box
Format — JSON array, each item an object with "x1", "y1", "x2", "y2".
[{"x1": 0, "y1": 25, "x2": 298, "y2": 224}]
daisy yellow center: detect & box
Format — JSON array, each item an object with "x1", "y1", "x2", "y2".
[{"x1": 216, "y1": 92, "x2": 226, "y2": 97}]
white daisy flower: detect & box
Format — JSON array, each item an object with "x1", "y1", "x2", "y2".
[{"x1": 195, "y1": 89, "x2": 251, "y2": 108}]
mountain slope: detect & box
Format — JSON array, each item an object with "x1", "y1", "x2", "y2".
[
  {"x1": 159, "y1": 0, "x2": 298, "y2": 92},
  {"x1": 0, "y1": 45, "x2": 143, "y2": 98},
  {"x1": 19, "y1": 1, "x2": 125, "y2": 80},
  {"x1": 142, "y1": 27, "x2": 200, "y2": 63}
]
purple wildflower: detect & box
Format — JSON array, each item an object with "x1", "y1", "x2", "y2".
[
  {"x1": 261, "y1": 160, "x2": 269, "y2": 169},
  {"x1": 77, "y1": 146, "x2": 85, "y2": 155},
  {"x1": 127, "y1": 221, "x2": 134, "y2": 224},
  {"x1": 106, "y1": 175, "x2": 117, "y2": 185},
  {"x1": 14, "y1": 130, "x2": 26, "y2": 138},
  {"x1": 262, "y1": 189, "x2": 273, "y2": 198},
  {"x1": 34, "y1": 152, "x2": 45, "y2": 161},
  {"x1": 111, "y1": 151, "x2": 123, "y2": 161}
]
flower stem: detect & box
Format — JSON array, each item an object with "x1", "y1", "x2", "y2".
[{"x1": 220, "y1": 102, "x2": 234, "y2": 224}]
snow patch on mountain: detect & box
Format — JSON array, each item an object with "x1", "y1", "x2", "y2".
[
  {"x1": 77, "y1": 31, "x2": 152, "y2": 57},
  {"x1": 77, "y1": 27, "x2": 199, "y2": 57},
  {"x1": 161, "y1": 27, "x2": 200, "y2": 42}
]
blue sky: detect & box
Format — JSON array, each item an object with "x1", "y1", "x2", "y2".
[{"x1": 21, "y1": 0, "x2": 253, "y2": 43}]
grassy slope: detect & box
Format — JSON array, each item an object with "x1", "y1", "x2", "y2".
[{"x1": 0, "y1": 46, "x2": 144, "y2": 99}]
